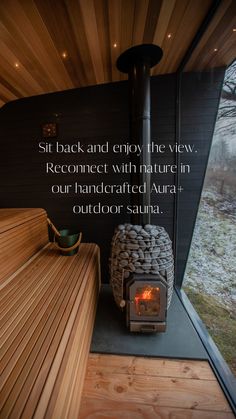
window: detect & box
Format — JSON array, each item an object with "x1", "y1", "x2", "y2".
[{"x1": 183, "y1": 61, "x2": 236, "y2": 377}]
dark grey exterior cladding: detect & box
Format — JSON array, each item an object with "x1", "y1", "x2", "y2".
[
  {"x1": 0, "y1": 70, "x2": 224, "y2": 283},
  {"x1": 176, "y1": 67, "x2": 225, "y2": 285}
]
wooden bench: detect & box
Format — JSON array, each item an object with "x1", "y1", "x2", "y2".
[{"x1": 0, "y1": 208, "x2": 100, "y2": 419}]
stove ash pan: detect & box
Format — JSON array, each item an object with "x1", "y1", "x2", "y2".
[{"x1": 110, "y1": 223, "x2": 174, "y2": 332}]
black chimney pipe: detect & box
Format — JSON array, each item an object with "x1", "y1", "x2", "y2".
[{"x1": 117, "y1": 44, "x2": 163, "y2": 225}]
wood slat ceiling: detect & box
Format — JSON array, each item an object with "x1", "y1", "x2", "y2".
[{"x1": 0, "y1": 0, "x2": 235, "y2": 108}]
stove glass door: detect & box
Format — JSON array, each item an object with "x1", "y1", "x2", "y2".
[{"x1": 134, "y1": 285, "x2": 160, "y2": 316}]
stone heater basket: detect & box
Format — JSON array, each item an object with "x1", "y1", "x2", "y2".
[{"x1": 110, "y1": 44, "x2": 175, "y2": 332}]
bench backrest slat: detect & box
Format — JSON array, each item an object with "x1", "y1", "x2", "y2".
[{"x1": 0, "y1": 208, "x2": 49, "y2": 285}]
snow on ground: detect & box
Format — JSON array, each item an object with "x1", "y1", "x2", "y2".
[{"x1": 184, "y1": 189, "x2": 236, "y2": 313}]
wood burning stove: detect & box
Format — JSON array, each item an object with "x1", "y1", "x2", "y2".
[
  {"x1": 126, "y1": 274, "x2": 167, "y2": 332},
  {"x1": 110, "y1": 223, "x2": 173, "y2": 332},
  {"x1": 110, "y1": 44, "x2": 174, "y2": 333}
]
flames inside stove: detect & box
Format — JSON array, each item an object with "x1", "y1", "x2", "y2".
[{"x1": 135, "y1": 285, "x2": 160, "y2": 316}]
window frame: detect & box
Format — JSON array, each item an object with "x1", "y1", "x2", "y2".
[{"x1": 173, "y1": 1, "x2": 236, "y2": 412}]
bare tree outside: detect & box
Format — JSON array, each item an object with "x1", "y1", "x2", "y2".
[
  {"x1": 184, "y1": 61, "x2": 236, "y2": 376},
  {"x1": 209, "y1": 60, "x2": 236, "y2": 195}
]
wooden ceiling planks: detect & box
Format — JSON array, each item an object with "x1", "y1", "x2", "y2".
[
  {"x1": 0, "y1": 81, "x2": 18, "y2": 103},
  {"x1": 0, "y1": 40, "x2": 43, "y2": 96},
  {"x1": 34, "y1": 0, "x2": 87, "y2": 87},
  {"x1": 153, "y1": 0, "x2": 176, "y2": 48},
  {"x1": 143, "y1": 0, "x2": 163, "y2": 44},
  {"x1": 120, "y1": 0, "x2": 136, "y2": 81},
  {"x1": 0, "y1": 52, "x2": 33, "y2": 99},
  {"x1": 0, "y1": 29, "x2": 44, "y2": 99},
  {"x1": 0, "y1": 73, "x2": 23, "y2": 100},
  {"x1": 219, "y1": 36, "x2": 236, "y2": 66},
  {"x1": 153, "y1": 0, "x2": 191, "y2": 75},
  {"x1": 0, "y1": 7, "x2": 47, "y2": 98},
  {"x1": 184, "y1": 0, "x2": 232, "y2": 72},
  {"x1": 108, "y1": 0, "x2": 122, "y2": 82},
  {"x1": 65, "y1": 0, "x2": 97, "y2": 87},
  {"x1": 0, "y1": 98, "x2": 5, "y2": 107},
  {"x1": 20, "y1": 0, "x2": 73, "y2": 90},
  {"x1": 185, "y1": 0, "x2": 236, "y2": 70},
  {"x1": 153, "y1": 0, "x2": 213, "y2": 75},
  {"x1": 94, "y1": 0, "x2": 112, "y2": 83},
  {"x1": 132, "y1": 0, "x2": 149, "y2": 46},
  {"x1": 0, "y1": 19, "x2": 45, "y2": 96},
  {"x1": 166, "y1": 0, "x2": 213, "y2": 73},
  {"x1": 0, "y1": 1, "x2": 70, "y2": 93},
  {"x1": 0, "y1": 0, "x2": 234, "y2": 107},
  {"x1": 204, "y1": 22, "x2": 236, "y2": 70},
  {"x1": 79, "y1": 0, "x2": 105, "y2": 84}
]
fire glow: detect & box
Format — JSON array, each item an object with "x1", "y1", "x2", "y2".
[{"x1": 134, "y1": 286, "x2": 160, "y2": 316}]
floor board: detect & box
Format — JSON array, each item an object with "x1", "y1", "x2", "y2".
[{"x1": 79, "y1": 354, "x2": 234, "y2": 418}]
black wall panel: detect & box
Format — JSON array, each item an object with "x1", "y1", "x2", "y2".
[
  {"x1": 0, "y1": 70, "x2": 224, "y2": 283},
  {"x1": 0, "y1": 75, "x2": 176, "y2": 282}
]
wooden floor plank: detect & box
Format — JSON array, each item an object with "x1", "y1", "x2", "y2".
[
  {"x1": 79, "y1": 354, "x2": 233, "y2": 417},
  {"x1": 79, "y1": 398, "x2": 235, "y2": 419},
  {"x1": 86, "y1": 353, "x2": 216, "y2": 380},
  {"x1": 80, "y1": 371, "x2": 231, "y2": 412}
]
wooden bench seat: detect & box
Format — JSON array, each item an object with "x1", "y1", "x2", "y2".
[{"x1": 0, "y1": 209, "x2": 100, "y2": 419}]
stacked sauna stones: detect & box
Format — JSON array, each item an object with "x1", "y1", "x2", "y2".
[{"x1": 110, "y1": 223, "x2": 174, "y2": 309}]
